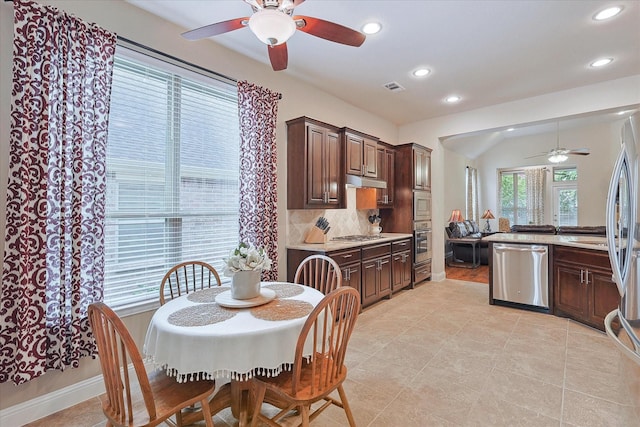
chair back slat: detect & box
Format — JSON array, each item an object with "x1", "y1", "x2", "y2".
[
  {"x1": 294, "y1": 254, "x2": 342, "y2": 294},
  {"x1": 88, "y1": 302, "x2": 157, "y2": 425},
  {"x1": 160, "y1": 261, "x2": 222, "y2": 305},
  {"x1": 291, "y1": 287, "x2": 360, "y2": 396}
]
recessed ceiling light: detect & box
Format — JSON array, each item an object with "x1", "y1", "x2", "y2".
[
  {"x1": 361, "y1": 22, "x2": 381, "y2": 35},
  {"x1": 412, "y1": 68, "x2": 430, "y2": 77},
  {"x1": 593, "y1": 6, "x2": 623, "y2": 21},
  {"x1": 506, "y1": 128, "x2": 515, "y2": 132},
  {"x1": 445, "y1": 95, "x2": 461, "y2": 103},
  {"x1": 590, "y1": 58, "x2": 613, "y2": 67},
  {"x1": 617, "y1": 110, "x2": 627, "y2": 115}
]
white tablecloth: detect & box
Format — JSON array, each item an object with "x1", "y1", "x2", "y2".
[{"x1": 143, "y1": 282, "x2": 324, "y2": 382}]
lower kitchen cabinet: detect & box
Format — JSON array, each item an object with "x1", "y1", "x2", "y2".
[
  {"x1": 391, "y1": 238, "x2": 412, "y2": 291},
  {"x1": 553, "y1": 246, "x2": 620, "y2": 331},
  {"x1": 361, "y1": 243, "x2": 392, "y2": 307}
]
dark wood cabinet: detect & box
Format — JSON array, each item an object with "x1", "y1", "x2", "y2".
[
  {"x1": 342, "y1": 128, "x2": 378, "y2": 178},
  {"x1": 391, "y1": 239, "x2": 412, "y2": 291},
  {"x1": 554, "y1": 246, "x2": 620, "y2": 331},
  {"x1": 413, "y1": 146, "x2": 431, "y2": 191},
  {"x1": 361, "y1": 243, "x2": 392, "y2": 307},
  {"x1": 287, "y1": 117, "x2": 343, "y2": 209},
  {"x1": 376, "y1": 144, "x2": 395, "y2": 207}
]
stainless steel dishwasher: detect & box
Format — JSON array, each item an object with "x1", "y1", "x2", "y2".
[{"x1": 492, "y1": 243, "x2": 549, "y2": 309}]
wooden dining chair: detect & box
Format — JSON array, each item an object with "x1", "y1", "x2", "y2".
[
  {"x1": 88, "y1": 302, "x2": 216, "y2": 427},
  {"x1": 294, "y1": 254, "x2": 342, "y2": 295},
  {"x1": 159, "y1": 261, "x2": 222, "y2": 305},
  {"x1": 250, "y1": 286, "x2": 361, "y2": 427}
]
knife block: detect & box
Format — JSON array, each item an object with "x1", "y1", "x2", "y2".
[{"x1": 304, "y1": 226, "x2": 327, "y2": 244}]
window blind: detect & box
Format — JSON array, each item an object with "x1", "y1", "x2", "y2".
[{"x1": 103, "y1": 46, "x2": 239, "y2": 313}]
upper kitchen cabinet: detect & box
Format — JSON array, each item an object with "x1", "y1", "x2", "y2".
[
  {"x1": 376, "y1": 143, "x2": 395, "y2": 208},
  {"x1": 287, "y1": 117, "x2": 344, "y2": 209},
  {"x1": 413, "y1": 145, "x2": 431, "y2": 191},
  {"x1": 342, "y1": 128, "x2": 379, "y2": 178}
]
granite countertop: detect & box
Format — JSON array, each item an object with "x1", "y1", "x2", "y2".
[
  {"x1": 482, "y1": 233, "x2": 609, "y2": 251},
  {"x1": 287, "y1": 233, "x2": 413, "y2": 252}
]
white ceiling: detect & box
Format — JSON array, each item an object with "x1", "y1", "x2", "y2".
[{"x1": 127, "y1": 0, "x2": 640, "y2": 128}]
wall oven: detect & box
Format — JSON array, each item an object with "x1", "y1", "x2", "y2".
[
  {"x1": 414, "y1": 220, "x2": 432, "y2": 264},
  {"x1": 414, "y1": 191, "x2": 431, "y2": 221}
]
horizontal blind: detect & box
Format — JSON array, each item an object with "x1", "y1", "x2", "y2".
[{"x1": 103, "y1": 46, "x2": 239, "y2": 312}]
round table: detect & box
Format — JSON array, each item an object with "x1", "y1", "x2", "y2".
[{"x1": 143, "y1": 282, "x2": 325, "y2": 426}]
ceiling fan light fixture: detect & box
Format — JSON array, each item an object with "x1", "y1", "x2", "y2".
[
  {"x1": 548, "y1": 152, "x2": 568, "y2": 163},
  {"x1": 362, "y1": 22, "x2": 382, "y2": 35},
  {"x1": 248, "y1": 9, "x2": 296, "y2": 46}
]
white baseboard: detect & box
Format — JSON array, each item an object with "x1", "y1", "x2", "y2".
[
  {"x1": 0, "y1": 362, "x2": 152, "y2": 426},
  {"x1": 0, "y1": 374, "x2": 104, "y2": 427}
]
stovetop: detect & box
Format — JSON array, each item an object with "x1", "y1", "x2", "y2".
[{"x1": 332, "y1": 235, "x2": 384, "y2": 242}]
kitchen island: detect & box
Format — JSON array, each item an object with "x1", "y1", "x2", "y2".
[
  {"x1": 483, "y1": 233, "x2": 618, "y2": 331},
  {"x1": 287, "y1": 233, "x2": 414, "y2": 308}
]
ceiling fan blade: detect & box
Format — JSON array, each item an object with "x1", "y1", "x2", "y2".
[
  {"x1": 268, "y1": 43, "x2": 288, "y2": 71},
  {"x1": 525, "y1": 153, "x2": 546, "y2": 159},
  {"x1": 567, "y1": 148, "x2": 590, "y2": 155},
  {"x1": 181, "y1": 18, "x2": 248, "y2": 41},
  {"x1": 294, "y1": 16, "x2": 365, "y2": 47}
]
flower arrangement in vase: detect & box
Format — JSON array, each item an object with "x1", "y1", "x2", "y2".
[{"x1": 223, "y1": 242, "x2": 272, "y2": 299}]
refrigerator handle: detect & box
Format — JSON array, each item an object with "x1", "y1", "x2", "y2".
[{"x1": 606, "y1": 145, "x2": 630, "y2": 297}]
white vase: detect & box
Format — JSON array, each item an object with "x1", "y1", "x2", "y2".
[{"x1": 231, "y1": 270, "x2": 261, "y2": 299}]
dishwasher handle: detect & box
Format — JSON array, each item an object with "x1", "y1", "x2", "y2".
[{"x1": 494, "y1": 244, "x2": 548, "y2": 254}]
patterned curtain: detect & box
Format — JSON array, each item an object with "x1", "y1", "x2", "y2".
[
  {"x1": 1, "y1": 0, "x2": 116, "y2": 385},
  {"x1": 465, "y1": 166, "x2": 479, "y2": 222},
  {"x1": 526, "y1": 167, "x2": 546, "y2": 225},
  {"x1": 237, "y1": 81, "x2": 281, "y2": 281}
]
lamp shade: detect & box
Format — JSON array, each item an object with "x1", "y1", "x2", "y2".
[
  {"x1": 248, "y1": 9, "x2": 296, "y2": 46},
  {"x1": 447, "y1": 209, "x2": 464, "y2": 223},
  {"x1": 481, "y1": 209, "x2": 495, "y2": 220}
]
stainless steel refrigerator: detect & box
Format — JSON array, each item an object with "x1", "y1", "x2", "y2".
[{"x1": 605, "y1": 112, "x2": 640, "y2": 366}]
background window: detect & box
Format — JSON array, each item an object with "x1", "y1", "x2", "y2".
[
  {"x1": 103, "y1": 48, "x2": 239, "y2": 313},
  {"x1": 499, "y1": 170, "x2": 527, "y2": 225}
]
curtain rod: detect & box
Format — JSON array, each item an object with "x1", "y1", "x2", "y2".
[{"x1": 117, "y1": 36, "x2": 282, "y2": 100}]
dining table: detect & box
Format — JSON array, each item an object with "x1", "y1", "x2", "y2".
[{"x1": 143, "y1": 281, "x2": 325, "y2": 426}]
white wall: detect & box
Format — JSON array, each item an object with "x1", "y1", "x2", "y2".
[{"x1": 476, "y1": 120, "x2": 622, "y2": 227}]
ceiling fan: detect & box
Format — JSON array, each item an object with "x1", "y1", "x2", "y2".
[
  {"x1": 181, "y1": 0, "x2": 366, "y2": 71},
  {"x1": 526, "y1": 122, "x2": 591, "y2": 163}
]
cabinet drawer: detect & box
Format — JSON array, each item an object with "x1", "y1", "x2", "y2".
[
  {"x1": 362, "y1": 243, "x2": 391, "y2": 260},
  {"x1": 329, "y1": 248, "x2": 361, "y2": 266},
  {"x1": 414, "y1": 260, "x2": 431, "y2": 283},
  {"x1": 554, "y1": 246, "x2": 611, "y2": 270},
  {"x1": 392, "y1": 239, "x2": 411, "y2": 253}
]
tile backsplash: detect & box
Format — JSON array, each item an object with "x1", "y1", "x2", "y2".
[{"x1": 286, "y1": 187, "x2": 381, "y2": 243}]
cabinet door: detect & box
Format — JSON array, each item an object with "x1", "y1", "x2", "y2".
[
  {"x1": 413, "y1": 148, "x2": 431, "y2": 191},
  {"x1": 345, "y1": 132, "x2": 363, "y2": 176},
  {"x1": 400, "y1": 250, "x2": 412, "y2": 288},
  {"x1": 363, "y1": 138, "x2": 378, "y2": 177},
  {"x1": 306, "y1": 125, "x2": 327, "y2": 205},
  {"x1": 588, "y1": 268, "x2": 620, "y2": 328},
  {"x1": 554, "y1": 262, "x2": 587, "y2": 319},
  {"x1": 378, "y1": 255, "x2": 392, "y2": 297},
  {"x1": 391, "y1": 253, "x2": 403, "y2": 291},
  {"x1": 342, "y1": 262, "x2": 362, "y2": 295},
  {"x1": 361, "y1": 259, "x2": 378, "y2": 306},
  {"x1": 325, "y1": 130, "x2": 341, "y2": 205},
  {"x1": 377, "y1": 148, "x2": 395, "y2": 207}
]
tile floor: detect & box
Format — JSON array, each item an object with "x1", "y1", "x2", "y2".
[{"x1": 24, "y1": 278, "x2": 640, "y2": 427}]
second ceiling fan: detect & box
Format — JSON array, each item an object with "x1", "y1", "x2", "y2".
[
  {"x1": 181, "y1": 0, "x2": 366, "y2": 71},
  {"x1": 526, "y1": 122, "x2": 591, "y2": 163}
]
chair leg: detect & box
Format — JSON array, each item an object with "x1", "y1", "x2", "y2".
[
  {"x1": 250, "y1": 383, "x2": 266, "y2": 427},
  {"x1": 299, "y1": 405, "x2": 310, "y2": 427},
  {"x1": 337, "y1": 385, "x2": 357, "y2": 427},
  {"x1": 200, "y1": 397, "x2": 215, "y2": 427}
]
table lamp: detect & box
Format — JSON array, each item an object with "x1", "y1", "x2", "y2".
[
  {"x1": 481, "y1": 209, "x2": 495, "y2": 232},
  {"x1": 447, "y1": 209, "x2": 464, "y2": 224}
]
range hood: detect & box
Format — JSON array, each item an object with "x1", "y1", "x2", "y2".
[{"x1": 346, "y1": 174, "x2": 387, "y2": 189}]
